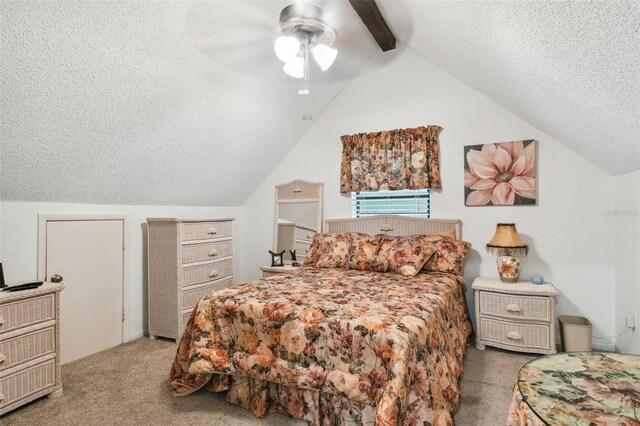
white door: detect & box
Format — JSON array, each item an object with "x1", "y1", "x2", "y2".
[{"x1": 45, "y1": 219, "x2": 124, "y2": 364}]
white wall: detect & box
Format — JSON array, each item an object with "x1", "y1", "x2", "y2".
[
  {"x1": 613, "y1": 171, "x2": 640, "y2": 354},
  {"x1": 241, "y1": 48, "x2": 617, "y2": 348},
  {"x1": 0, "y1": 201, "x2": 243, "y2": 340}
]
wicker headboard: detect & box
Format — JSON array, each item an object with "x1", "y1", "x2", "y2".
[{"x1": 326, "y1": 215, "x2": 461, "y2": 239}]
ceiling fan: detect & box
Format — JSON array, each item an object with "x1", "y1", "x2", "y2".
[
  {"x1": 274, "y1": 0, "x2": 397, "y2": 95},
  {"x1": 184, "y1": 1, "x2": 407, "y2": 94}
]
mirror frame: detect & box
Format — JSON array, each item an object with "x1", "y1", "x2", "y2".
[{"x1": 273, "y1": 180, "x2": 324, "y2": 262}]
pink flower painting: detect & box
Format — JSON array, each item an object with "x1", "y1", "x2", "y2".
[{"x1": 464, "y1": 140, "x2": 536, "y2": 206}]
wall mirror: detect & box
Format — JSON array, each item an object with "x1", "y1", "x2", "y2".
[{"x1": 273, "y1": 180, "x2": 323, "y2": 263}]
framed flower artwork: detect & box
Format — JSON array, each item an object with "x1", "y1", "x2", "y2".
[{"x1": 464, "y1": 140, "x2": 536, "y2": 206}]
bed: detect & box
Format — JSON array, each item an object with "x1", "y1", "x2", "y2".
[{"x1": 170, "y1": 216, "x2": 473, "y2": 425}]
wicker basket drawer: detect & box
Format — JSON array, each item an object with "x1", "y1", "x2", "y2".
[
  {"x1": 295, "y1": 227, "x2": 316, "y2": 242},
  {"x1": 276, "y1": 182, "x2": 321, "y2": 200},
  {"x1": 180, "y1": 221, "x2": 233, "y2": 242},
  {"x1": 479, "y1": 292, "x2": 550, "y2": 321},
  {"x1": 0, "y1": 326, "x2": 55, "y2": 372},
  {"x1": 0, "y1": 358, "x2": 56, "y2": 410},
  {"x1": 181, "y1": 279, "x2": 233, "y2": 310},
  {"x1": 479, "y1": 318, "x2": 550, "y2": 350},
  {"x1": 294, "y1": 240, "x2": 311, "y2": 257},
  {"x1": 0, "y1": 295, "x2": 54, "y2": 334},
  {"x1": 181, "y1": 259, "x2": 233, "y2": 287},
  {"x1": 182, "y1": 240, "x2": 233, "y2": 264}
]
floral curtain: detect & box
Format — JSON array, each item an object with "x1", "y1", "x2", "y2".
[{"x1": 340, "y1": 126, "x2": 442, "y2": 193}]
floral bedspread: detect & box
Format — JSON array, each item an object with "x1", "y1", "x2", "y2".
[
  {"x1": 170, "y1": 268, "x2": 472, "y2": 425},
  {"x1": 507, "y1": 352, "x2": 640, "y2": 426}
]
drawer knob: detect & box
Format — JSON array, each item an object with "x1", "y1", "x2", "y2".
[
  {"x1": 293, "y1": 187, "x2": 302, "y2": 193},
  {"x1": 506, "y1": 304, "x2": 522, "y2": 313},
  {"x1": 209, "y1": 271, "x2": 218, "y2": 278},
  {"x1": 0, "y1": 392, "x2": 3, "y2": 402},
  {"x1": 208, "y1": 249, "x2": 218, "y2": 257},
  {"x1": 507, "y1": 331, "x2": 522, "y2": 341},
  {"x1": 307, "y1": 234, "x2": 314, "y2": 239},
  {"x1": 207, "y1": 228, "x2": 217, "y2": 235},
  {"x1": 0, "y1": 353, "x2": 5, "y2": 365},
  {"x1": 380, "y1": 224, "x2": 394, "y2": 232},
  {"x1": 0, "y1": 316, "x2": 4, "y2": 326}
]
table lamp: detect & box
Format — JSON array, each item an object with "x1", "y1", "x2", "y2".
[{"x1": 486, "y1": 223, "x2": 528, "y2": 283}]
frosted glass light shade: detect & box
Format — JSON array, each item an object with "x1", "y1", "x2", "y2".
[
  {"x1": 312, "y1": 43, "x2": 337, "y2": 71},
  {"x1": 283, "y1": 57, "x2": 304, "y2": 79},
  {"x1": 274, "y1": 36, "x2": 300, "y2": 63}
]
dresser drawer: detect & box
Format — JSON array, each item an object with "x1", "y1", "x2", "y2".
[
  {"x1": 0, "y1": 326, "x2": 55, "y2": 372},
  {"x1": 182, "y1": 279, "x2": 233, "y2": 310},
  {"x1": 182, "y1": 240, "x2": 233, "y2": 264},
  {"x1": 294, "y1": 240, "x2": 311, "y2": 257},
  {"x1": 295, "y1": 227, "x2": 316, "y2": 242},
  {"x1": 181, "y1": 259, "x2": 233, "y2": 287},
  {"x1": 0, "y1": 358, "x2": 56, "y2": 410},
  {"x1": 479, "y1": 292, "x2": 550, "y2": 321},
  {"x1": 180, "y1": 221, "x2": 233, "y2": 242},
  {"x1": 479, "y1": 318, "x2": 551, "y2": 351},
  {"x1": 0, "y1": 295, "x2": 55, "y2": 333}
]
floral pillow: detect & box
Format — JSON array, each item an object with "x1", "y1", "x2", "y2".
[
  {"x1": 349, "y1": 233, "x2": 384, "y2": 255},
  {"x1": 347, "y1": 253, "x2": 389, "y2": 272},
  {"x1": 420, "y1": 236, "x2": 472, "y2": 281},
  {"x1": 378, "y1": 236, "x2": 437, "y2": 277},
  {"x1": 303, "y1": 233, "x2": 351, "y2": 269}
]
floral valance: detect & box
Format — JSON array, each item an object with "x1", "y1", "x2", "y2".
[{"x1": 340, "y1": 125, "x2": 442, "y2": 193}]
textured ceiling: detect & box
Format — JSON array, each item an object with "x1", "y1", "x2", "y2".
[
  {"x1": 0, "y1": 1, "x2": 394, "y2": 205},
  {"x1": 405, "y1": 0, "x2": 640, "y2": 175},
  {"x1": 1, "y1": 1, "x2": 638, "y2": 207}
]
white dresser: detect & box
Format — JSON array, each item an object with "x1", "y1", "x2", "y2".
[
  {"x1": 472, "y1": 277, "x2": 558, "y2": 354},
  {"x1": 147, "y1": 218, "x2": 235, "y2": 342},
  {"x1": 0, "y1": 282, "x2": 64, "y2": 415}
]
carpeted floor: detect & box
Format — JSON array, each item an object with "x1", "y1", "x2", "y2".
[{"x1": 1, "y1": 338, "x2": 535, "y2": 425}]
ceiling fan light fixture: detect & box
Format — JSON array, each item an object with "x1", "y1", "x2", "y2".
[
  {"x1": 274, "y1": 35, "x2": 300, "y2": 63},
  {"x1": 283, "y1": 57, "x2": 304, "y2": 79},
  {"x1": 311, "y1": 43, "x2": 337, "y2": 71}
]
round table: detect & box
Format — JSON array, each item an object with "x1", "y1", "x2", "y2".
[{"x1": 507, "y1": 352, "x2": 640, "y2": 425}]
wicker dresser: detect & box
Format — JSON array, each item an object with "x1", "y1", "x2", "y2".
[
  {"x1": 147, "y1": 218, "x2": 235, "y2": 342},
  {"x1": 472, "y1": 277, "x2": 558, "y2": 354},
  {"x1": 0, "y1": 282, "x2": 64, "y2": 415}
]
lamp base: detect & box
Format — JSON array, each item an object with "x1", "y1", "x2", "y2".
[{"x1": 497, "y1": 255, "x2": 521, "y2": 283}]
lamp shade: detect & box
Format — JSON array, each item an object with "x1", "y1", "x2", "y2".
[
  {"x1": 486, "y1": 223, "x2": 528, "y2": 257},
  {"x1": 283, "y1": 57, "x2": 304, "y2": 79},
  {"x1": 274, "y1": 36, "x2": 300, "y2": 63},
  {"x1": 312, "y1": 43, "x2": 337, "y2": 71}
]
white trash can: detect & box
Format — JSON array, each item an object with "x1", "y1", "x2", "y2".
[{"x1": 559, "y1": 315, "x2": 592, "y2": 352}]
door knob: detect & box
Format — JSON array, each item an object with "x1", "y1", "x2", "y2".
[{"x1": 50, "y1": 274, "x2": 63, "y2": 283}]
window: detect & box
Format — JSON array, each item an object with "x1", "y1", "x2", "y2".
[{"x1": 351, "y1": 189, "x2": 430, "y2": 218}]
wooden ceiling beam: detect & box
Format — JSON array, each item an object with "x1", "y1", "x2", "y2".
[{"x1": 348, "y1": 0, "x2": 396, "y2": 52}]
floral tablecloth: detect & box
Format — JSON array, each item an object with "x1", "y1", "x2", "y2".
[{"x1": 507, "y1": 352, "x2": 640, "y2": 425}]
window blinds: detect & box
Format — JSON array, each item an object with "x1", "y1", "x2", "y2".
[{"x1": 351, "y1": 189, "x2": 430, "y2": 218}]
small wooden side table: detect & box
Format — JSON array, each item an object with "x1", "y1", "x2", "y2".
[
  {"x1": 472, "y1": 277, "x2": 558, "y2": 354},
  {"x1": 260, "y1": 265, "x2": 301, "y2": 278}
]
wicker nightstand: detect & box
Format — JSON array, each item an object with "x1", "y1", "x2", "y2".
[
  {"x1": 472, "y1": 277, "x2": 558, "y2": 354},
  {"x1": 260, "y1": 265, "x2": 301, "y2": 278}
]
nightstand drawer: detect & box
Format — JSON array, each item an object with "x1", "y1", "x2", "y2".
[
  {"x1": 295, "y1": 227, "x2": 315, "y2": 242},
  {"x1": 0, "y1": 295, "x2": 55, "y2": 333},
  {"x1": 479, "y1": 292, "x2": 550, "y2": 321},
  {"x1": 0, "y1": 326, "x2": 56, "y2": 372},
  {"x1": 479, "y1": 318, "x2": 550, "y2": 351},
  {"x1": 0, "y1": 358, "x2": 56, "y2": 410}
]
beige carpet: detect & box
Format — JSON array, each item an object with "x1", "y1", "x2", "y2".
[{"x1": 1, "y1": 338, "x2": 535, "y2": 425}]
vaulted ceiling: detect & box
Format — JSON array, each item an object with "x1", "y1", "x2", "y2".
[{"x1": 1, "y1": 1, "x2": 637, "y2": 206}]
